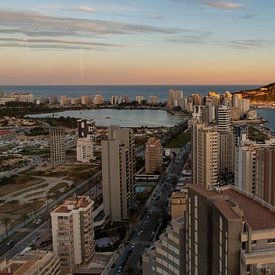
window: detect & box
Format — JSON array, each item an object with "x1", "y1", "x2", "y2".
[
  {"x1": 267, "y1": 239, "x2": 275, "y2": 244},
  {"x1": 251, "y1": 240, "x2": 257, "y2": 245}
]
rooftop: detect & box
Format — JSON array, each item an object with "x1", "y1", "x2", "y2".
[
  {"x1": 188, "y1": 184, "x2": 275, "y2": 231},
  {"x1": 52, "y1": 196, "x2": 93, "y2": 214},
  {"x1": 222, "y1": 188, "x2": 275, "y2": 231}
]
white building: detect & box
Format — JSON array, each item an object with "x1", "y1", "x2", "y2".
[
  {"x1": 77, "y1": 137, "x2": 94, "y2": 163},
  {"x1": 51, "y1": 196, "x2": 95, "y2": 274}
]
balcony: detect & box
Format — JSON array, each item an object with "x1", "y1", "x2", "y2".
[{"x1": 241, "y1": 249, "x2": 275, "y2": 265}]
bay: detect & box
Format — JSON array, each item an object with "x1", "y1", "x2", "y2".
[{"x1": 29, "y1": 109, "x2": 185, "y2": 128}]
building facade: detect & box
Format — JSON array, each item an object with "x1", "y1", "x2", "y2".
[
  {"x1": 101, "y1": 126, "x2": 136, "y2": 221},
  {"x1": 0, "y1": 250, "x2": 60, "y2": 275},
  {"x1": 186, "y1": 184, "x2": 275, "y2": 275},
  {"x1": 51, "y1": 196, "x2": 95, "y2": 274},
  {"x1": 143, "y1": 216, "x2": 185, "y2": 275},
  {"x1": 145, "y1": 137, "x2": 163, "y2": 174},
  {"x1": 49, "y1": 127, "x2": 66, "y2": 163}
]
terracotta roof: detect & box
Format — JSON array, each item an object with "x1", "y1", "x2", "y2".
[
  {"x1": 213, "y1": 200, "x2": 241, "y2": 221},
  {"x1": 222, "y1": 188, "x2": 275, "y2": 231},
  {"x1": 187, "y1": 184, "x2": 219, "y2": 198}
]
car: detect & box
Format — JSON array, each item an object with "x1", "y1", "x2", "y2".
[
  {"x1": 137, "y1": 231, "x2": 142, "y2": 237},
  {"x1": 131, "y1": 242, "x2": 135, "y2": 249},
  {"x1": 6, "y1": 240, "x2": 14, "y2": 246}
]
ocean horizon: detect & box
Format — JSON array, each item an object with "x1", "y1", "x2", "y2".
[{"x1": 0, "y1": 84, "x2": 261, "y2": 101}]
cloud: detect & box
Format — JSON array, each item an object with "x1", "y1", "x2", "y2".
[
  {"x1": 71, "y1": 6, "x2": 96, "y2": 13},
  {"x1": 0, "y1": 10, "x2": 177, "y2": 37},
  {"x1": 0, "y1": 37, "x2": 121, "y2": 50},
  {"x1": 202, "y1": 1, "x2": 244, "y2": 10},
  {"x1": 0, "y1": 9, "x2": 180, "y2": 50}
]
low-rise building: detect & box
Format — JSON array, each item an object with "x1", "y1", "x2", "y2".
[{"x1": 0, "y1": 250, "x2": 60, "y2": 275}]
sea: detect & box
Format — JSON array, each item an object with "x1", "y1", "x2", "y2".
[{"x1": 1, "y1": 84, "x2": 274, "y2": 131}]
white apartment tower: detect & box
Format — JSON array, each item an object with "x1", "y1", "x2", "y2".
[
  {"x1": 76, "y1": 137, "x2": 94, "y2": 163},
  {"x1": 217, "y1": 105, "x2": 231, "y2": 132},
  {"x1": 50, "y1": 127, "x2": 66, "y2": 163},
  {"x1": 51, "y1": 196, "x2": 95, "y2": 274},
  {"x1": 101, "y1": 125, "x2": 136, "y2": 221}
]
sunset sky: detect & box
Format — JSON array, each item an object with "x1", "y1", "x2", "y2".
[{"x1": 0, "y1": 0, "x2": 274, "y2": 85}]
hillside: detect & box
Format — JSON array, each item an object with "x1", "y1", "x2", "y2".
[{"x1": 237, "y1": 83, "x2": 275, "y2": 103}]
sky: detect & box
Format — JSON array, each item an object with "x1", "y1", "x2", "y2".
[{"x1": 0, "y1": 0, "x2": 274, "y2": 85}]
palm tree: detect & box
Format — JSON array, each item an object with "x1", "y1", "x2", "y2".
[
  {"x1": 32, "y1": 198, "x2": 40, "y2": 218},
  {"x1": 0, "y1": 216, "x2": 11, "y2": 238},
  {"x1": 21, "y1": 213, "x2": 29, "y2": 227}
]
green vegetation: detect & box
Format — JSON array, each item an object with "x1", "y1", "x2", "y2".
[
  {"x1": 165, "y1": 131, "x2": 191, "y2": 148},
  {"x1": 41, "y1": 116, "x2": 78, "y2": 128},
  {"x1": 0, "y1": 174, "x2": 33, "y2": 187},
  {"x1": 26, "y1": 127, "x2": 49, "y2": 136},
  {"x1": 248, "y1": 126, "x2": 267, "y2": 143}
]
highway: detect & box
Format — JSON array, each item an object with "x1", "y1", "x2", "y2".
[
  {"x1": 112, "y1": 143, "x2": 190, "y2": 274},
  {"x1": 0, "y1": 170, "x2": 102, "y2": 256}
]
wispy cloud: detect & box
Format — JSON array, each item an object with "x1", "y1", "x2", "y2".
[
  {"x1": 0, "y1": 9, "x2": 181, "y2": 50},
  {"x1": 71, "y1": 5, "x2": 96, "y2": 13},
  {"x1": 0, "y1": 10, "x2": 177, "y2": 37},
  {"x1": 0, "y1": 37, "x2": 121, "y2": 50},
  {"x1": 203, "y1": 1, "x2": 244, "y2": 10}
]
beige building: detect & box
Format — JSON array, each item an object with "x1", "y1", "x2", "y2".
[
  {"x1": 71, "y1": 98, "x2": 81, "y2": 105},
  {"x1": 81, "y1": 96, "x2": 91, "y2": 105},
  {"x1": 191, "y1": 120, "x2": 218, "y2": 190},
  {"x1": 51, "y1": 196, "x2": 95, "y2": 274},
  {"x1": 93, "y1": 94, "x2": 104, "y2": 105},
  {"x1": 0, "y1": 250, "x2": 60, "y2": 275},
  {"x1": 143, "y1": 216, "x2": 185, "y2": 275},
  {"x1": 76, "y1": 137, "x2": 94, "y2": 163},
  {"x1": 167, "y1": 89, "x2": 183, "y2": 108},
  {"x1": 145, "y1": 138, "x2": 163, "y2": 174},
  {"x1": 171, "y1": 190, "x2": 187, "y2": 220},
  {"x1": 60, "y1": 95, "x2": 71, "y2": 106},
  {"x1": 49, "y1": 127, "x2": 66, "y2": 163},
  {"x1": 149, "y1": 96, "x2": 158, "y2": 105},
  {"x1": 218, "y1": 131, "x2": 234, "y2": 176},
  {"x1": 217, "y1": 105, "x2": 231, "y2": 132},
  {"x1": 101, "y1": 126, "x2": 136, "y2": 221},
  {"x1": 256, "y1": 145, "x2": 275, "y2": 207}
]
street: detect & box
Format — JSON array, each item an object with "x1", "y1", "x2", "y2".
[{"x1": 113, "y1": 143, "x2": 190, "y2": 274}]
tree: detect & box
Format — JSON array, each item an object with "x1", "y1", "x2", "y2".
[
  {"x1": 21, "y1": 213, "x2": 29, "y2": 227},
  {"x1": 0, "y1": 216, "x2": 11, "y2": 238}
]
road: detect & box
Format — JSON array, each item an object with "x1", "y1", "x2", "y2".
[
  {"x1": 0, "y1": 170, "x2": 102, "y2": 255},
  {"x1": 113, "y1": 144, "x2": 190, "y2": 274}
]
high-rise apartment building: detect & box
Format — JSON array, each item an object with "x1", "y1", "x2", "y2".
[
  {"x1": 167, "y1": 89, "x2": 184, "y2": 108},
  {"x1": 191, "y1": 119, "x2": 218, "y2": 190},
  {"x1": 218, "y1": 131, "x2": 234, "y2": 176},
  {"x1": 145, "y1": 137, "x2": 163, "y2": 174},
  {"x1": 51, "y1": 196, "x2": 95, "y2": 274},
  {"x1": 143, "y1": 216, "x2": 185, "y2": 275},
  {"x1": 81, "y1": 96, "x2": 91, "y2": 105},
  {"x1": 186, "y1": 184, "x2": 275, "y2": 275},
  {"x1": 76, "y1": 137, "x2": 94, "y2": 163},
  {"x1": 255, "y1": 145, "x2": 275, "y2": 207},
  {"x1": 101, "y1": 125, "x2": 136, "y2": 221},
  {"x1": 149, "y1": 95, "x2": 158, "y2": 105},
  {"x1": 93, "y1": 94, "x2": 104, "y2": 105},
  {"x1": 234, "y1": 143, "x2": 260, "y2": 194},
  {"x1": 136, "y1": 95, "x2": 145, "y2": 104},
  {"x1": 49, "y1": 127, "x2": 66, "y2": 163},
  {"x1": 0, "y1": 250, "x2": 60, "y2": 275},
  {"x1": 217, "y1": 105, "x2": 231, "y2": 132},
  {"x1": 60, "y1": 95, "x2": 71, "y2": 106}
]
